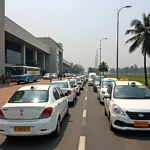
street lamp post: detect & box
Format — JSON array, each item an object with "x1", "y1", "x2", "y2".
[
  {"x1": 116, "y1": 5, "x2": 132, "y2": 79},
  {"x1": 95, "y1": 49, "x2": 99, "y2": 69},
  {"x1": 100, "y1": 38, "x2": 107, "y2": 76}
]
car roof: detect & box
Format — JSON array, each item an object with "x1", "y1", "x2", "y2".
[
  {"x1": 114, "y1": 81, "x2": 143, "y2": 86},
  {"x1": 17, "y1": 85, "x2": 51, "y2": 91},
  {"x1": 51, "y1": 80, "x2": 69, "y2": 83},
  {"x1": 102, "y1": 78, "x2": 118, "y2": 81}
]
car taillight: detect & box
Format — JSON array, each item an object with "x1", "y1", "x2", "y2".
[
  {"x1": 67, "y1": 90, "x2": 72, "y2": 95},
  {"x1": 39, "y1": 107, "x2": 53, "y2": 119},
  {"x1": 78, "y1": 82, "x2": 81, "y2": 85},
  {"x1": 76, "y1": 88, "x2": 78, "y2": 91},
  {"x1": 0, "y1": 110, "x2": 5, "y2": 119}
]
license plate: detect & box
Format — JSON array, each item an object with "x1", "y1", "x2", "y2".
[
  {"x1": 134, "y1": 121, "x2": 149, "y2": 127},
  {"x1": 14, "y1": 126, "x2": 31, "y2": 132}
]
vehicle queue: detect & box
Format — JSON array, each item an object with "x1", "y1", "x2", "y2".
[
  {"x1": 0, "y1": 74, "x2": 88, "y2": 138},
  {"x1": 90, "y1": 75, "x2": 150, "y2": 132}
]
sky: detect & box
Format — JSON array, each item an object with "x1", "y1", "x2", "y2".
[{"x1": 5, "y1": 0, "x2": 150, "y2": 71}]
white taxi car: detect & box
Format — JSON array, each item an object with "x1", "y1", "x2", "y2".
[
  {"x1": 104, "y1": 80, "x2": 150, "y2": 131},
  {"x1": 70, "y1": 79, "x2": 81, "y2": 96},
  {"x1": 50, "y1": 80, "x2": 76, "y2": 105},
  {"x1": 97, "y1": 78, "x2": 118, "y2": 104},
  {"x1": 0, "y1": 85, "x2": 69, "y2": 137}
]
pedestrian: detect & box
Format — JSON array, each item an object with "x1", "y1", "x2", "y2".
[
  {"x1": 1, "y1": 74, "x2": 6, "y2": 86},
  {"x1": 58, "y1": 74, "x2": 60, "y2": 80},
  {"x1": 49, "y1": 74, "x2": 52, "y2": 83},
  {"x1": 63, "y1": 74, "x2": 66, "y2": 79},
  {"x1": 5, "y1": 75, "x2": 9, "y2": 85}
]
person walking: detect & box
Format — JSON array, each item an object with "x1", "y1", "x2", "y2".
[{"x1": 1, "y1": 74, "x2": 6, "y2": 86}]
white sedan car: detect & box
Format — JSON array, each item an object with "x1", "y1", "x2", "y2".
[
  {"x1": 104, "y1": 81, "x2": 150, "y2": 131},
  {"x1": 97, "y1": 78, "x2": 118, "y2": 104},
  {"x1": 50, "y1": 80, "x2": 76, "y2": 105},
  {"x1": 0, "y1": 85, "x2": 69, "y2": 137},
  {"x1": 70, "y1": 79, "x2": 81, "y2": 96}
]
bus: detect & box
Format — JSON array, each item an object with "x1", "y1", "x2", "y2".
[{"x1": 11, "y1": 66, "x2": 41, "y2": 84}]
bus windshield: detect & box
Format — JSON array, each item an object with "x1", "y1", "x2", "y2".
[{"x1": 11, "y1": 67, "x2": 24, "y2": 75}]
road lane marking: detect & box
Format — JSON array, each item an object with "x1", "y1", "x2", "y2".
[
  {"x1": 82, "y1": 109, "x2": 87, "y2": 118},
  {"x1": 82, "y1": 118, "x2": 86, "y2": 127},
  {"x1": 78, "y1": 136, "x2": 86, "y2": 150},
  {"x1": 85, "y1": 97, "x2": 87, "y2": 101},
  {"x1": 86, "y1": 89, "x2": 88, "y2": 92}
]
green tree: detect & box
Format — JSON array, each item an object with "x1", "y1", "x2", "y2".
[
  {"x1": 125, "y1": 13, "x2": 150, "y2": 86},
  {"x1": 98, "y1": 61, "x2": 109, "y2": 75},
  {"x1": 70, "y1": 64, "x2": 84, "y2": 74}
]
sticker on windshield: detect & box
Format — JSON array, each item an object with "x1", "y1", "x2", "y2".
[{"x1": 138, "y1": 85, "x2": 145, "y2": 88}]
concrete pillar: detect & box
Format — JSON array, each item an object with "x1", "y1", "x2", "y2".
[
  {"x1": 33, "y1": 50, "x2": 37, "y2": 62},
  {"x1": 45, "y1": 54, "x2": 50, "y2": 72},
  {"x1": 21, "y1": 43, "x2": 26, "y2": 65},
  {"x1": 42, "y1": 53, "x2": 45, "y2": 70},
  {"x1": 0, "y1": 0, "x2": 5, "y2": 75}
]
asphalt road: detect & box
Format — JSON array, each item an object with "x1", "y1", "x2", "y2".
[{"x1": 1, "y1": 83, "x2": 150, "y2": 150}]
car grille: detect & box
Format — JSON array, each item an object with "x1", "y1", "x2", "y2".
[{"x1": 126, "y1": 111, "x2": 150, "y2": 120}]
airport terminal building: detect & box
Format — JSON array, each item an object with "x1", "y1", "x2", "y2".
[{"x1": 0, "y1": 0, "x2": 72, "y2": 76}]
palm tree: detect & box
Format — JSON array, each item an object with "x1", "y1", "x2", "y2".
[
  {"x1": 125, "y1": 13, "x2": 150, "y2": 86},
  {"x1": 98, "y1": 61, "x2": 109, "y2": 75}
]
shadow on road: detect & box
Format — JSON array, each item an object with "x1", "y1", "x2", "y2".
[
  {"x1": 0, "y1": 115, "x2": 71, "y2": 150},
  {"x1": 114, "y1": 130, "x2": 150, "y2": 141}
]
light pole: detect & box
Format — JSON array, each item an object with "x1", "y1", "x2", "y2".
[
  {"x1": 100, "y1": 38, "x2": 107, "y2": 76},
  {"x1": 116, "y1": 5, "x2": 132, "y2": 79},
  {"x1": 95, "y1": 49, "x2": 99, "y2": 69}
]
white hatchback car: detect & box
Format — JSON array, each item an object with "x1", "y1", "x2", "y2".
[
  {"x1": 76, "y1": 77, "x2": 84, "y2": 90},
  {"x1": 0, "y1": 85, "x2": 69, "y2": 137},
  {"x1": 97, "y1": 78, "x2": 118, "y2": 104},
  {"x1": 50, "y1": 80, "x2": 77, "y2": 105},
  {"x1": 104, "y1": 81, "x2": 150, "y2": 131}
]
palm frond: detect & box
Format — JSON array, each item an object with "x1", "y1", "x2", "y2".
[
  {"x1": 131, "y1": 19, "x2": 143, "y2": 31},
  {"x1": 125, "y1": 29, "x2": 140, "y2": 35},
  {"x1": 129, "y1": 37, "x2": 143, "y2": 53},
  {"x1": 125, "y1": 34, "x2": 141, "y2": 44}
]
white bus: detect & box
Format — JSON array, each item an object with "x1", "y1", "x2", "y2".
[{"x1": 11, "y1": 66, "x2": 41, "y2": 84}]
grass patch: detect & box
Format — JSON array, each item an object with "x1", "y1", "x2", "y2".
[{"x1": 107, "y1": 75, "x2": 150, "y2": 89}]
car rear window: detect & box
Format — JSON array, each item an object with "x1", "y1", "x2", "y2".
[
  {"x1": 70, "y1": 80, "x2": 76, "y2": 85},
  {"x1": 8, "y1": 90, "x2": 48, "y2": 103},
  {"x1": 51, "y1": 82, "x2": 68, "y2": 88}
]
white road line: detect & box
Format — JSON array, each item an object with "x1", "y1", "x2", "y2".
[
  {"x1": 82, "y1": 118, "x2": 86, "y2": 127},
  {"x1": 78, "y1": 136, "x2": 86, "y2": 150},
  {"x1": 85, "y1": 97, "x2": 87, "y2": 101},
  {"x1": 82, "y1": 109, "x2": 87, "y2": 118},
  {"x1": 86, "y1": 89, "x2": 88, "y2": 92}
]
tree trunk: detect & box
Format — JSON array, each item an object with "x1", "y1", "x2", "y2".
[{"x1": 144, "y1": 50, "x2": 148, "y2": 86}]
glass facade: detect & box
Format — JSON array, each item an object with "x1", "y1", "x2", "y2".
[{"x1": 5, "y1": 40, "x2": 21, "y2": 65}]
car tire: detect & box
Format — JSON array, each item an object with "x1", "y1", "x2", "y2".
[
  {"x1": 71, "y1": 100, "x2": 75, "y2": 106},
  {"x1": 53, "y1": 119, "x2": 60, "y2": 137}
]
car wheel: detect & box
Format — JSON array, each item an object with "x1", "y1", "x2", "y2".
[{"x1": 53, "y1": 119, "x2": 60, "y2": 137}]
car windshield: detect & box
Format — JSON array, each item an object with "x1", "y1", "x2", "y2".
[
  {"x1": 95, "y1": 77, "x2": 100, "y2": 82},
  {"x1": 114, "y1": 85, "x2": 150, "y2": 99},
  {"x1": 8, "y1": 90, "x2": 48, "y2": 103},
  {"x1": 102, "y1": 81, "x2": 112, "y2": 88},
  {"x1": 11, "y1": 67, "x2": 24, "y2": 75},
  {"x1": 51, "y1": 82, "x2": 68, "y2": 88},
  {"x1": 76, "y1": 78, "x2": 81, "y2": 82},
  {"x1": 71, "y1": 80, "x2": 76, "y2": 85}
]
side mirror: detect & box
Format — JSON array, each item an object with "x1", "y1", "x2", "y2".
[
  {"x1": 74, "y1": 84, "x2": 77, "y2": 87},
  {"x1": 65, "y1": 93, "x2": 68, "y2": 96},
  {"x1": 104, "y1": 94, "x2": 111, "y2": 99},
  {"x1": 60, "y1": 93, "x2": 65, "y2": 97}
]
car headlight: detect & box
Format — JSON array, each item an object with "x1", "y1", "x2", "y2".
[{"x1": 112, "y1": 104, "x2": 126, "y2": 116}]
